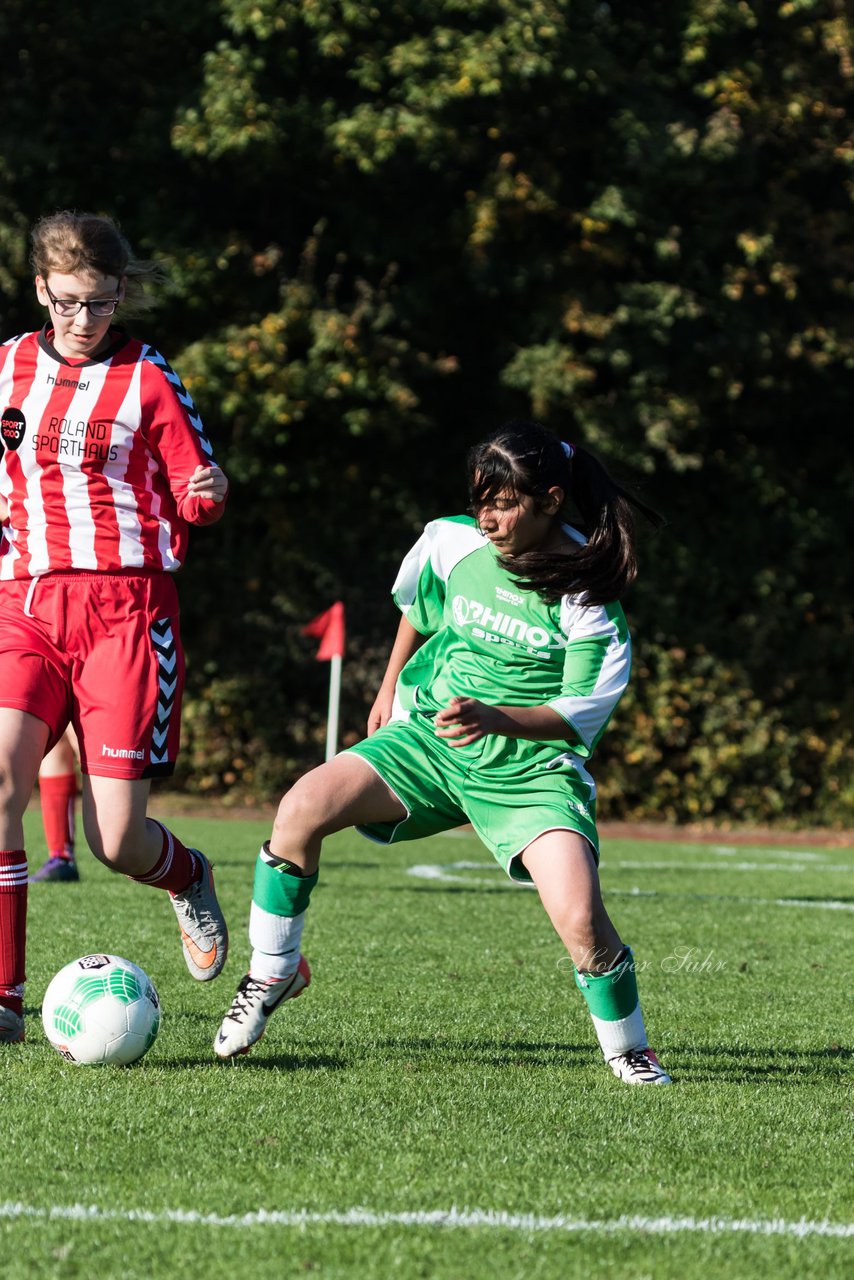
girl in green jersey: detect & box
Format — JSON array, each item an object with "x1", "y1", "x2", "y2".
[{"x1": 216, "y1": 421, "x2": 671, "y2": 1084}]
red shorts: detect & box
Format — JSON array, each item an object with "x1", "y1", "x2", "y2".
[{"x1": 0, "y1": 572, "x2": 185, "y2": 779}]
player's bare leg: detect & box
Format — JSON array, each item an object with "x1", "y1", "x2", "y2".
[
  {"x1": 522, "y1": 831, "x2": 671, "y2": 1085},
  {"x1": 521, "y1": 830, "x2": 623, "y2": 972},
  {"x1": 81, "y1": 775, "x2": 160, "y2": 874},
  {"x1": 216, "y1": 754, "x2": 406, "y2": 1058},
  {"x1": 270, "y1": 752, "x2": 408, "y2": 872},
  {"x1": 82, "y1": 775, "x2": 227, "y2": 980}
]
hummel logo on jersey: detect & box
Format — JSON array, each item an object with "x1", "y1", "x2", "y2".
[
  {"x1": 452, "y1": 594, "x2": 566, "y2": 652},
  {"x1": 46, "y1": 373, "x2": 89, "y2": 390},
  {"x1": 102, "y1": 743, "x2": 145, "y2": 760},
  {"x1": 1, "y1": 407, "x2": 26, "y2": 451}
]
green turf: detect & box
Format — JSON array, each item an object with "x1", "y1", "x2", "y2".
[{"x1": 3, "y1": 810, "x2": 851, "y2": 1278}]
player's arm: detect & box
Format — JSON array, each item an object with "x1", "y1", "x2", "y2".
[
  {"x1": 170, "y1": 457, "x2": 229, "y2": 526},
  {"x1": 186, "y1": 464, "x2": 228, "y2": 508},
  {"x1": 142, "y1": 357, "x2": 228, "y2": 525},
  {"x1": 434, "y1": 698, "x2": 569, "y2": 747},
  {"x1": 367, "y1": 615, "x2": 426, "y2": 735},
  {"x1": 368, "y1": 518, "x2": 451, "y2": 734}
]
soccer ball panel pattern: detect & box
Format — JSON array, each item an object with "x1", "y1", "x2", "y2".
[{"x1": 41, "y1": 954, "x2": 160, "y2": 1066}]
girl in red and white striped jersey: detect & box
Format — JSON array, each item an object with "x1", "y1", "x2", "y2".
[{"x1": 0, "y1": 211, "x2": 230, "y2": 1043}]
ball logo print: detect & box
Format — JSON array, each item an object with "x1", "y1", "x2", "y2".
[
  {"x1": 0, "y1": 407, "x2": 26, "y2": 451},
  {"x1": 76, "y1": 953, "x2": 111, "y2": 970},
  {"x1": 42, "y1": 955, "x2": 161, "y2": 1065},
  {"x1": 452, "y1": 595, "x2": 470, "y2": 626}
]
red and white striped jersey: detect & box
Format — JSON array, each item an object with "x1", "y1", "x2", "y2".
[{"x1": 0, "y1": 326, "x2": 225, "y2": 578}]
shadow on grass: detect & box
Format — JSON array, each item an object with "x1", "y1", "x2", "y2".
[
  {"x1": 194, "y1": 1035, "x2": 592, "y2": 1072},
  {"x1": 396, "y1": 886, "x2": 521, "y2": 896},
  {"x1": 370, "y1": 1034, "x2": 590, "y2": 1065},
  {"x1": 201, "y1": 1038, "x2": 852, "y2": 1081},
  {"x1": 323, "y1": 860, "x2": 383, "y2": 871},
  {"x1": 669, "y1": 1042, "x2": 852, "y2": 1083},
  {"x1": 152, "y1": 1051, "x2": 350, "y2": 1072}
]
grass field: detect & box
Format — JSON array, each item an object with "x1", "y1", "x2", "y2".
[{"x1": 3, "y1": 807, "x2": 852, "y2": 1279}]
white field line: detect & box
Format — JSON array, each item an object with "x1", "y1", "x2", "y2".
[
  {"x1": 0, "y1": 1201, "x2": 851, "y2": 1239},
  {"x1": 706, "y1": 849, "x2": 839, "y2": 860},
  {"x1": 406, "y1": 862, "x2": 854, "y2": 910},
  {"x1": 711, "y1": 847, "x2": 829, "y2": 859},
  {"x1": 611, "y1": 859, "x2": 853, "y2": 873}
]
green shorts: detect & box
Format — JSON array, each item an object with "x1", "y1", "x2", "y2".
[{"x1": 346, "y1": 713, "x2": 599, "y2": 882}]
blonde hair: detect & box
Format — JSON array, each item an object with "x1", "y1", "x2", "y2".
[{"x1": 30, "y1": 211, "x2": 167, "y2": 314}]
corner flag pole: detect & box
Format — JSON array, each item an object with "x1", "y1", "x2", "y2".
[
  {"x1": 302, "y1": 602, "x2": 346, "y2": 762},
  {"x1": 326, "y1": 652, "x2": 342, "y2": 763}
]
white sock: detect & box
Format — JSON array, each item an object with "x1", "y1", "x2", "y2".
[
  {"x1": 249, "y1": 902, "x2": 306, "y2": 981},
  {"x1": 590, "y1": 1006, "x2": 648, "y2": 1060}
]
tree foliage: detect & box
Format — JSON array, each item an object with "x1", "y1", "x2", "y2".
[{"x1": 1, "y1": 0, "x2": 852, "y2": 823}]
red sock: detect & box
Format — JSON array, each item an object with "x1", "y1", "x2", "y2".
[
  {"x1": 128, "y1": 822, "x2": 198, "y2": 895},
  {"x1": 39, "y1": 773, "x2": 77, "y2": 860},
  {"x1": 0, "y1": 850, "x2": 27, "y2": 1015}
]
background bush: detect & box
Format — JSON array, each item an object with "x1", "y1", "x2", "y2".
[{"x1": 1, "y1": 0, "x2": 851, "y2": 825}]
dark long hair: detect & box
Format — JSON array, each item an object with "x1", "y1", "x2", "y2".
[{"x1": 467, "y1": 420, "x2": 663, "y2": 605}]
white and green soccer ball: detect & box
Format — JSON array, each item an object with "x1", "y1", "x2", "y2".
[{"x1": 42, "y1": 954, "x2": 161, "y2": 1066}]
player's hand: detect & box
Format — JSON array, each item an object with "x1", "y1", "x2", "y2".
[
  {"x1": 187, "y1": 464, "x2": 228, "y2": 503},
  {"x1": 367, "y1": 688, "x2": 395, "y2": 735},
  {"x1": 434, "y1": 696, "x2": 501, "y2": 746}
]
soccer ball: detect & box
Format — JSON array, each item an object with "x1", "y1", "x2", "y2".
[{"x1": 42, "y1": 954, "x2": 161, "y2": 1066}]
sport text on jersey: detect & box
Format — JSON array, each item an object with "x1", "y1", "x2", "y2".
[
  {"x1": 1, "y1": 407, "x2": 26, "y2": 451},
  {"x1": 452, "y1": 594, "x2": 567, "y2": 653},
  {"x1": 33, "y1": 415, "x2": 119, "y2": 462}
]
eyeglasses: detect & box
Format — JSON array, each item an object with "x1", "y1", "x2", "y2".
[{"x1": 43, "y1": 279, "x2": 121, "y2": 317}]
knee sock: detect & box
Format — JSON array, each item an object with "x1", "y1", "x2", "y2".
[
  {"x1": 249, "y1": 843, "x2": 318, "y2": 981},
  {"x1": 39, "y1": 773, "x2": 77, "y2": 860},
  {"x1": 128, "y1": 821, "x2": 199, "y2": 895},
  {"x1": 0, "y1": 850, "x2": 27, "y2": 1015},
  {"x1": 574, "y1": 946, "x2": 648, "y2": 1060}
]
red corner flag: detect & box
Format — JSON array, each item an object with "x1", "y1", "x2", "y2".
[{"x1": 302, "y1": 601, "x2": 346, "y2": 661}]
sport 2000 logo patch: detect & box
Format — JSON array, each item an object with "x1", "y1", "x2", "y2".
[{"x1": 0, "y1": 408, "x2": 26, "y2": 451}]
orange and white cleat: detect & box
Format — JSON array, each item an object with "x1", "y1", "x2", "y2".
[{"x1": 170, "y1": 851, "x2": 228, "y2": 981}]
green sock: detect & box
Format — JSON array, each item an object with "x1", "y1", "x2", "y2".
[
  {"x1": 249, "y1": 843, "x2": 318, "y2": 980},
  {"x1": 574, "y1": 947, "x2": 649, "y2": 1060}
]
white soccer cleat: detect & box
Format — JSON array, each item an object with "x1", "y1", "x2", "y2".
[
  {"x1": 608, "y1": 1048, "x2": 672, "y2": 1085},
  {"x1": 170, "y1": 851, "x2": 228, "y2": 981},
  {"x1": 214, "y1": 956, "x2": 311, "y2": 1059}
]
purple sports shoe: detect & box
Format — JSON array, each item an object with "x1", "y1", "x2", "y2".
[{"x1": 28, "y1": 856, "x2": 80, "y2": 884}]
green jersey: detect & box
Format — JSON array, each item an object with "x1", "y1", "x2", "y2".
[{"x1": 391, "y1": 515, "x2": 630, "y2": 758}]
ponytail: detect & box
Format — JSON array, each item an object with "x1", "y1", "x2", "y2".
[
  {"x1": 469, "y1": 420, "x2": 663, "y2": 606},
  {"x1": 556, "y1": 445, "x2": 662, "y2": 604}
]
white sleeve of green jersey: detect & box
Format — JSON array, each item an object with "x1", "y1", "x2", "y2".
[
  {"x1": 391, "y1": 517, "x2": 484, "y2": 637},
  {"x1": 547, "y1": 599, "x2": 632, "y2": 757}
]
